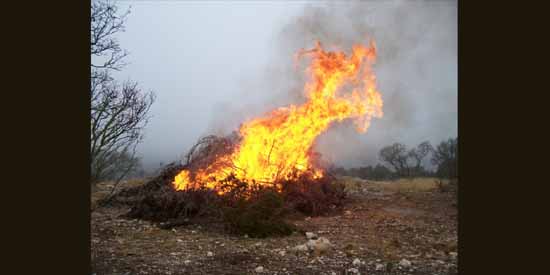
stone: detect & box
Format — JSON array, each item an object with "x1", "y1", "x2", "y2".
[
  {"x1": 255, "y1": 266, "x2": 264, "y2": 273},
  {"x1": 306, "y1": 239, "x2": 317, "y2": 250},
  {"x1": 352, "y1": 258, "x2": 362, "y2": 266},
  {"x1": 307, "y1": 237, "x2": 331, "y2": 254},
  {"x1": 399, "y1": 259, "x2": 412, "y2": 268},
  {"x1": 315, "y1": 237, "x2": 332, "y2": 253},
  {"x1": 375, "y1": 263, "x2": 385, "y2": 271},
  {"x1": 293, "y1": 244, "x2": 309, "y2": 252},
  {"x1": 347, "y1": 268, "x2": 359, "y2": 274},
  {"x1": 207, "y1": 251, "x2": 213, "y2": 257}
]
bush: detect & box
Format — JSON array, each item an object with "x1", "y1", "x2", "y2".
[
  {"x1": 282, "y1": 175, "x2": 346, "y2": 216},
  {"x1": 125, "y1": 186, "x2": 222, "y2": 228},
  {"x1": 222, "y1": 189, "x2": 294, "y2": 238}
]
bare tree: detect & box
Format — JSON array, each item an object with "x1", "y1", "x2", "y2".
[
  {"x1": 90, "y1": 0, "x2": 155, "y2": 185},
  {"x1": 379, "y1": 143, "x2": 410, "y2": 177},
  {"x1": 407, "y1": 141, "x2": 433, "y2": 176},
  {"x1": 431, "y1": 137, "x2": 458, "y2": 179},
  {"x1": 91, "y1": 80, "x2": 154, "y2": 183},
  {"x1": 91, "y1": 0, "x2": 129, "y2": 71}
]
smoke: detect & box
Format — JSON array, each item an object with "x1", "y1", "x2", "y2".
[{"x1": 208, "y1": 0, "x2": 457, "y2": 168}]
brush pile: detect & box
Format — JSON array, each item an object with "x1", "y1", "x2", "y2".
[{"x1": 104, "y1": 135, "x2": 347, "y2": 237}]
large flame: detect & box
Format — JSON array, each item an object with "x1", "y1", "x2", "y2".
[{"x1": 174, "y1": 41, "x2": 383, "y2": 193}]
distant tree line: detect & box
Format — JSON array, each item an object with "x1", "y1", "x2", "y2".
[{"x1": 330, "y1": 137, "x2": 458, "y2": 180}]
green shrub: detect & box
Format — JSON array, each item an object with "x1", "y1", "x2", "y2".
[{"x1": 222, "y1": 189, "x2": 295, "y2": 238}]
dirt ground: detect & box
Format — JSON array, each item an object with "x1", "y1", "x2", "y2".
[{"x1": 91, "y1": 177, "x2": 458, "y2": 275}]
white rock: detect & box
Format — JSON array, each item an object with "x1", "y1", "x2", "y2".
[
  {"x1": 207, "y1": 251, "x2": 213, "y2": 257},
  {"x1": 306, "y1": 239, "x2": 317, "y2": 250},
  {"x1": 352, "y1": 258, "x2": 362, "y2": 266},
  {"x1": 293, "y1": 244, "x2": 309, "y2": 252},
  {"x1": 449, "y1": 252, "x2": 458, "y2": 260},
  {"x1": 399, "y1": 259, "x2": 412, "y2": 268},
  {"x1": 279, "y1": 250, "x2": 286, "y2": 256},
  {"x1": 305, "y1": 232, "x2": 317, "y2": 239},
  {"x1": 184, "y1": 260, "x2": 191, "y2": 265},
  {"x1": 255, "y1": 266, "x2": 264, "y2": 273},
  {"x1": 347, "y1": 268, "x2": 359, "y2": 274},
  {"x1": 312, "y1": 237, "x2": 331, "y2": 254},
  {"x1": 375, "y1": 263, "x2": 384, "y2": 271}
]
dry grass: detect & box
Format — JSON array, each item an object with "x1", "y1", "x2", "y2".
[
  {"x1": 334, "y1": 176, "x2": 369, "y2": 194},
  {"x1": 371, "y1": 177, "x2": 450, "y2": 192},
  {"x1": 91, "y1": 178, "x2": 148, "y2": 208},
  {"x1": 337, "y1": 176, "x2": 451, "y2": 194}
]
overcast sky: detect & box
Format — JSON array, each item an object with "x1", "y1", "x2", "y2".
[{"x1": 111, "y1": 0, "x2": 457, "y2": 172}]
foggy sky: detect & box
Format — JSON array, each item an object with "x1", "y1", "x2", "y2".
[{"x1": 112, "y1": 0, "x2": 457, "y2": 172}]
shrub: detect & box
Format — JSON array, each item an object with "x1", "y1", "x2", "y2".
[
  {"x1": 222, "y1": 189, "x2": 294, "y2": 238},
  {"x1": 282, "y1": 175, "x2": 346, "y2": 216},
  {"x1": 125, "y1": 186, "x2": 222, "y2": 227}
]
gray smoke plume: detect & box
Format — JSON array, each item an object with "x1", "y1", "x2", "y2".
[{"x1": 208, "y1": 0, "x2": 457, "y2": 168}]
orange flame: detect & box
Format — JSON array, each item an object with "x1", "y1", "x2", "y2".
[{"x1": 173, "y1": 41, "x2": 383, "y2": 193}]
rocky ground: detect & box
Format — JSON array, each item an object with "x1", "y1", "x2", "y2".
[{"x1": 91, "y1": 177, "x2": 458, "y2": 275}]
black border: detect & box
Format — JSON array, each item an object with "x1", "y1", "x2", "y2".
[
  {"x1": 5, "y1": 0, "x2": 540, "y2": 274},
  {"x1": 5, "y1": 1, "x2": 90, "y2": 274}
]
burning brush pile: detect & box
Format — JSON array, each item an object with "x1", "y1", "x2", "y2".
[{"x1": 113, "y1": 41, "x2": 383, "y2": 237}]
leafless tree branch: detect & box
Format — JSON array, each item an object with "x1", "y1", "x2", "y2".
[{"x1": 90, "y1": 0, "x2": 155, "y2": 185}]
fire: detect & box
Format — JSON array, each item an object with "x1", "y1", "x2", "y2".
[{"x1": 173, "y1": 41, "x2": 383, "y2": 193}]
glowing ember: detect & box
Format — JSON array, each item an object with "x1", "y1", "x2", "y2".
[{"x1": 174, "y1": 41, "x2": 383, "y2": 193}]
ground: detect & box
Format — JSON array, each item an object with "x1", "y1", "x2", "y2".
[{"x1": 91, "y1": 177, "x2": 458, "y2": 275}]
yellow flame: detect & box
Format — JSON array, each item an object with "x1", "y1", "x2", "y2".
[{"x1": 173, "y1": 41, "x2": 383, "y2": 193}]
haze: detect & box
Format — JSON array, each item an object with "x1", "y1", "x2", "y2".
[{"x1": 111, "y1": 0, "x2": 457, "y2": 172}]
